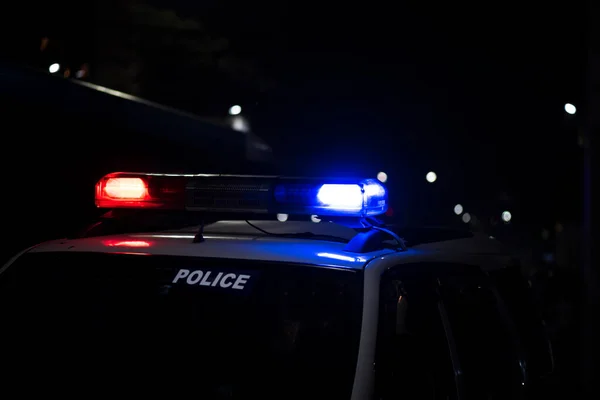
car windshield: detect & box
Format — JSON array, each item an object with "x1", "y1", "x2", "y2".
[{"x1": 0, "y1": 252, "x2": 363, "y2": 399}]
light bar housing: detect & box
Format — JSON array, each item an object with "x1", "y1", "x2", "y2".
[{"x1": 95, "y1": 172, "x2": 388, "y2": 217}]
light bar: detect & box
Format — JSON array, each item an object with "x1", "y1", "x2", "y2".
[{"x1": 95, "y1": 173, "x2": 388, "y2": 217}]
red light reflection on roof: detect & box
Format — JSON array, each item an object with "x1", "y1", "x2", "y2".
[{"x1": 102, "y1": 240, "x2": 152, "y2": 248}]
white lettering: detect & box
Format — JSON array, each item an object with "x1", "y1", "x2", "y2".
[
  {"x1": 173, "y1": 269, "x2": 252, "y2": 290},
  {"x1": 220, "y1": 273, "x2": 236, "y2": 288},
  {"x1": 199, "y1": 271, "x2": 213, "y2": 286},
  {"x1": 172, "y1": 269, "x2": 190, "y2": 283},
  {"x1": 232, "y1": 274, "x2": 251, "y2": 290},
  {"x1": 211, "y1": 272, "x2": 223, "y2": 287},
  {"x1": 186, "y1": 270, "x2": 203, "y2": 285}
]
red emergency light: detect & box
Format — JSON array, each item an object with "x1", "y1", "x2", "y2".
[{"x1": 95, "y1": 173, "x2": 186, "y2": 209}]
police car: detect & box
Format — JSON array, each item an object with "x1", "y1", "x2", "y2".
[{"x1": 0, "y1": 173, "x2": 552, "y2": 399}]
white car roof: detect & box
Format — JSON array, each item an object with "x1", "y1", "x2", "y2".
[
  {"x1": 21, "y1": 222, "x2": 514, "y2": 272},
  {"x1": 28, "y1": 221, "x2": 395, "y2": 270},
  {"x1": 374, "y1": 232, "x2": 514, "y2": 272}
]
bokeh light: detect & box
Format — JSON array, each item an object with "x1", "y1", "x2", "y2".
[
  {"x1": 454, "y1": 204, "x2": 463, "y2": 215},
  {"x1": 564, "y1": 103, "x2": 576, "y2": 115},
  {"x1": 49, "y1": 63, "x2": 60, "y2": 73},
  {"x1": 231, "y1": 116, "x2": 250, "y2": 132},
  {"x1": 277, "y1": 213, "x2": 288, "y2": 222},
  {"x1": 501, "y1": 211, "x2": 512, "y2": 222},
  {"x1": 462, "y1": 213, "x2": 471, "y2": 223},
  {"x1": 377, "y1": 171, "x2": 388, "y2": 183},
  {"x1": 311, "y1": 215, "x2": 321, "y2": 223},
  {"x1": 426, "y1": 171, "x2": 437, "y2": 183},
  {"x1": 555, "y1": 222, "x2": 564, "y2": 233},
  {"x1": 228, "y1": 105, "x2": 242, "y2": 115}
]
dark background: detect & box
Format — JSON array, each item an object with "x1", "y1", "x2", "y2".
[
  {"x1": 0, "y1": 2, "x2": 595, "y2": 395},
  {"x1": 2, "y1": 0, "x2": 586, "y2": 251}
]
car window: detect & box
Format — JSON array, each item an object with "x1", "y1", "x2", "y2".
[
  {"x1": 0, "y1": 252, "x2": 363, "y2": 399},
  {"x1": 375, "y1": 266, "x2": 458, "y2": 400},
  {"x1": 489, "y1": 266, "x2": 554, "y2": 382},
  {"x1": 375, "y1": 263, "x2": 528, "y2": 400},
  {"x1": 438, "y1": 274, "x2": 525, "y2": 400}
]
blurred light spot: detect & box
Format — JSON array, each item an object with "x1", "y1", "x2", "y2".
[
  {"x1": 311, "y1": 215, "x2": 321, "y2": 223},
  {"x1": 555, "y1": 222, "x2": 564, "y2": 233},
  {"x1": 542, "y1": 252, "x2": 555, "y2": 263},
  {"x1": 454, "y1": 204, "x2": 463, "y2": 215},
  {"x1": 231, "y1": 115, "x2": 250, "y2": 132},
  {"x1": 75, "y1": 70, "x2": 86, "y2": 78},
  {"x1": 502, "y1": 211, "x2": 512, "y2": 222},
  {"x1": 385, "y1": 206, "x2": 394, "y2": 217},
  {"x1": 542, "y1": 229, "x2": 550, "y2": 240},
  {"x1": 462, "y1": 213, "x2": 471, "y2": 223},
  {"x1": 49, "y1": 63, "x2": 60, "y2": 73},
  {"x1": 426, "y1": 171, "x2": 437, "y2": 183},
  {"x1": 377, "y1": 171, "x2": 388, "y2": 183},
  {"x1": 489, "y1": 236, "x2": 495, "y2": 239},
  {"x1": 276, "y1": 213, "x2": 288, "y2": 222},
  {"x1": 564, "y1": 103, "x2": 576, "y2": 115},
  {"x1": 63, "y1": 68, "x2": 71, "y2": 78},
  {"x1": 40, "y1": 37, "x2": 49, "y2": 51},
  {"x1": 228, "y1": 105, "x2": 242, "y2": 115}
]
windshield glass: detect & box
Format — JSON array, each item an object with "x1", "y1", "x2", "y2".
[{"x1": 0, "y1": 252, "x2": 363, "y2": 399}]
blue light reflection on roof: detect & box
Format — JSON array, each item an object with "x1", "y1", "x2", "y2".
[{"x1": 316, "y1": 252, "x2": 367, "y2": 263}]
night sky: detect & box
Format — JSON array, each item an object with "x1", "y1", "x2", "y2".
[{"x1": 4, "y1": 0, "x2": 587, "y2": 231}]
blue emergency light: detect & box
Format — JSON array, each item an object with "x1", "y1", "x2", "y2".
[
  {"x1": 273, "y1": 179, "x2": 387, "y2": 216},
  {"x1": 95, "y1": 172, "x2": 388, "y2": 217}
]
